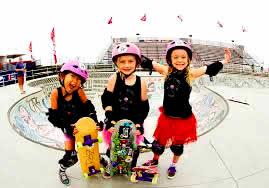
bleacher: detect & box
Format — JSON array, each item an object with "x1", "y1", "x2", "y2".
[
  {"x1": 0, "y1": 37, "x2": 267, "y2": 88},
  {"x1": 92, "y1": 37, "x2": 267, "y2": 77}
]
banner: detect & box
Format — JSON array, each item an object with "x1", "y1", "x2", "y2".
[{"x1": 51, "y1": 27, "x2": 57, "y2": 64}]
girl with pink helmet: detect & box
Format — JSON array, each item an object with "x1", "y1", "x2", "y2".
[
  {"x1": 101, "y1": 42, "x2": 150, "y2": 179},
  {"x1": 140, "y1": 39, "x2": 232, "y2": 179},
  {"x1": 46, "y1": 60, "x2": 107, "y2": 185}
]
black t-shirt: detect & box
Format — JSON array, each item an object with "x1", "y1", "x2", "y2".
[
  {"x1": 111, "y1": 73, "x2": 142, "y2": 123},
  {"x1": 163, "y1": 70, "x2": 192, "y2": 118}
]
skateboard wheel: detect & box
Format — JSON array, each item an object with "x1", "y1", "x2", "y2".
[
  {"x1": 152, "y1": 174, "x2": 158, "y2": 184},
  {"x1": 130, "y1": 173, "x2": 138, "y2": 183},
  {"x1": 76, "y1": 142, "x2": 83, "y2": 149},
  {"x1": 83, "y1": 173, "x2": 89, "y2": 179},
  {"x1": 125, "y1": 157, "x2": 133, "y2": 163},
  {"x1": 98, "y1": 136, "x2": 103, "y2": 143},
  {"x1": 100, "y1": 168, "x2": 104, "y2": 173}
]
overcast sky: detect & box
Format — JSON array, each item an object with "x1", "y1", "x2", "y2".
[{"x1": 0, "y1": 0, "x2": 268, "y2": 66}]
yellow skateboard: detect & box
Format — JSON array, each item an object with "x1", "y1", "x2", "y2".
[{"x1": 74, "y1": 117, "x2": 103, "y2": 178}]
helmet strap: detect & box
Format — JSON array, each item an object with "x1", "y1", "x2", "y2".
[
  {"x1": 59, "y1": 77, "x2": 72, "y2": 98},
  {"x1": 120, "y1": 69, "x2": 136, "y2": 80}
]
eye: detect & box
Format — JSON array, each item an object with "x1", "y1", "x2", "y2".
[
  {"x1": 73, "y1": 65, "x2": 78, "y2": 68},
  {"x1": 171, "y1": 41, "x2": 175, "y2": 45},
  {"x1": 126, "y1": 44, "x2": 130, "y2": 47}
]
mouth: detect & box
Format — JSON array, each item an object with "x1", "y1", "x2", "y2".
[
  {"x1": 175, "y1": 63, "x2": 185, "y2": 66},
  {"x1": 122, "y1": 69, "x2": 132, "y2": 72}
]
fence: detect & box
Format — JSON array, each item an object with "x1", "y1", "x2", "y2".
[{"x1": 0, "y1": 65, "x2": 58, "y2": 87}]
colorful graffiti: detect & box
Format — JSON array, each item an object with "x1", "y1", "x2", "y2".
[{"x1": 8, "y1": 73, "x2": 228, "y2": 150}]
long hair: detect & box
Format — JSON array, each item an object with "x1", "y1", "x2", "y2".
[{"x1": 165, "y1": 59, "x2": 191, "y2": 85}]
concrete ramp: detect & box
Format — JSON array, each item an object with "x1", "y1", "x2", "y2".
[{"x1": 8, "y1": 74, "x2": 228, "y2": 152}]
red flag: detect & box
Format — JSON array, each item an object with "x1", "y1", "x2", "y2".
[
  {"x1": 140, "y1": 14, "x2": 146, "y2": 21},
  {"x1": 29, "y1": 41, "x2": 32, "y2": 52},
  {"x1": 217, "y1": 20, "x2": 223, "y2": 28},
  {"x1": 177, "y1": 15, "x2": 183, "y2": 22},
  {"x1": 107, "y1": 17, "x2": 112, "y2": 24},
  {"x1": 51, "y1": 27, "x2": 57, "y2": 64},
  {"x1": 29, "y1": 41, "x2": 33, "y2": 60},
  {"x1": 51, "y1": 27, "x2": 55, "y2": 42},
  {"x1": 242, "y1": 25, "x2": 247, "y2": 32}
]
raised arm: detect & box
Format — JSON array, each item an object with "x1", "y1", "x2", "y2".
[
  {"x1": 190, "y1": 48, "x2": 232, "y2": 80},
  {"x1": 141, "y1": 55, "x2": 168, "y2": 75}
]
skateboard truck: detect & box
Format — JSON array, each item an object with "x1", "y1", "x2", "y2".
[
  {"x1": 83, "y1": 135, "x2": 98, "y2": 147},
  {"x1": 131, "y1": 166, "x2": 159, "y2": 184}
]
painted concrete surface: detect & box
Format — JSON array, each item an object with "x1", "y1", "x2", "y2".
[{"x1": 2, "y1": 73, "x2": 269, "y2": 188}]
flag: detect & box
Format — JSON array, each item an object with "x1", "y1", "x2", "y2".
[
  {"x1": 51, "y1": 27, "x2": 55, "y2": 42},
  {"x1": 242, "y1": 25, "x2": 247, "y2": 32},
  {"x1": 217, "y1": 20, "x2": 223, "y2": 28},
  {"x1": 107, "y1": 17, "x2": 112, "y2": 24},
  {"x1": 29, "y1": 41, "x2": 33, "y2": 60},
  {"x1": 177, "y1": 15, "x2": 183, "y2": 22},
  {"x1": 140, "y1": 14, "x2": 146, "y2": 21},
  {"x1": 29, "y1": 41, "x2": 32, "y2": 52},
  {"x1": 51, "y1": 27, "x2": 57, "y2": 64}
]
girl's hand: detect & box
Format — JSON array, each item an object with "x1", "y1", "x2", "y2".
[
  {"x1": 224, "y1": 48, "x2": 232, "y2": 64},
  {"x1": 108, "y1": 127, "x2": 115, "y2": 133}
]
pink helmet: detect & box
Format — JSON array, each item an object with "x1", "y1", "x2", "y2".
[
  {"x1": 165, "y1": 39, "x2": 192, "y2": 64},
  {"x1": 112, "y1": 42, "x2": 141, "y2": 64},
  {"x1": 60, "y1": 60, "x2": 88, "y2": 82}
]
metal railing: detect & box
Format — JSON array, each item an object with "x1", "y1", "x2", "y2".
[{"x1": 0, "y1": 65, "x2": 58, "y2": 87}]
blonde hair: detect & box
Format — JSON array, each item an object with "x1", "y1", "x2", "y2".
[{"x1": 165, "y1": 59, "x2": 191, "y2": 85}]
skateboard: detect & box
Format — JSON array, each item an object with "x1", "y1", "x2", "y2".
[
  {"x1": 131, "y1": 165, "x2": 159, "y2": 184},
  {"x1": 74, "y1": 117, "x2": 103, "y2": 178},
  {"x1": 109, "y1": 119, "x2": 137, "y2": 177}
]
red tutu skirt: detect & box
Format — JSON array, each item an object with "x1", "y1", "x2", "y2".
[{"x1": 153, "y1": 107, "x2": 197, "y2": 146}]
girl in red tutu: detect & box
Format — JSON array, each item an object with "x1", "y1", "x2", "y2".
[
  {"x1": 101, "y1": 42, "x2": 149, "y2": 179},
  {"x1": 141, "y1": 39, "x2": 231, "y2": 179}
]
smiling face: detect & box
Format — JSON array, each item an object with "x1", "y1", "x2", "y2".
[
  {"x1": 170, "y1": 49, "x2": 190, "y2": 71},
  {"x1": 62, "y1": 72, "x2": 82, "y2": 94},
  {"x1": 116, "y1": 55, "x2": 137, "y2": 75}
]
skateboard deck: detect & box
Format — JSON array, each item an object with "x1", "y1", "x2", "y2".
[
  {"x1": 131, "y1": 165, "x2": 159, "y2": 184},
  {"x1": 109, "y1": 119, "x2": 137, "y2": 177},
  {"x1": 74, "y1": 117, "x2": 102, "y2": 178}
]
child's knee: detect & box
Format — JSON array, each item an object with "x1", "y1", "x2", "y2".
[
  {"x1": 152, "y1": 140, "x2": 165, "y2": 155},
  {"x1": 59, "y1": 150, "x2": 78, "y2": 168},
  {"x1": 170, "y1": 144, "x2": 184, "y2": 156}
]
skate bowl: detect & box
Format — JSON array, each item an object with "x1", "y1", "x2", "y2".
[{"x1": 8, "y1": 72, "x2": 230, "y2": 151}]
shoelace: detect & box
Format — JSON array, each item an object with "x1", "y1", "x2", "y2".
[{"x1": 59, "y1": 171, "x2": 68, "y2": 181}]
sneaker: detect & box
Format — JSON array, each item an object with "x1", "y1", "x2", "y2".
[
  {"x1": 58, "y1": 169, "x2": 70, "y2": 185},
  {"x1": 102, "y1": 165, "x2": 112, "y2": 179},
  {"x1": 167, "y1": 166, "x2": 176, "y2": 179},
  {"x1": 143, "y1": 159, "x2": 158, "y2": 166}
]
